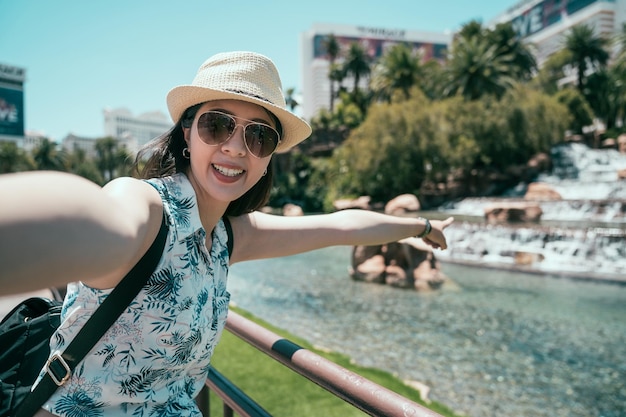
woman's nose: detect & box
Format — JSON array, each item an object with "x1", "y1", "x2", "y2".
[{"x1": 220, "y1": 125, "x2": 247, "y2": 156}]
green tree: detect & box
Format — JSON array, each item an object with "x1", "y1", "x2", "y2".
[
  {"x1": 420, "y1": 59, "x2": 447, "y2": 100},
  {"x1": 585, "y1": 68, "x2": 624, "y2": 130},
  {"x1": 455, "y1": 19, "x2": 484, "y2": 40},
  {"x1": 66, "y1": 146, "x2": 104, "y2": 184},
  {"x1": 342, "y1": 42, "x2": 371, "y2": 96},
  {"x1": 323, "y1": 34, "x2": 341, "y2": 112},
  {"x1": 609, "y1": 23, "x2": 626, "y2": 130},
  {"x1": 285, "y1": 87, "x2": 299, "y2": 112},
  {"x1": 32, "y1": 138, "x2": 65, "y2": 171},
  {"x1": 531, "y1": 49, "x2": 571, "y2": 95},
  {"x1": 444, "y1": 34, "x2": 517, "y2": 100},
  {"x1": 498, "y1": 86, "x2": 571, "y2": 165},
  {"x1": 95, "y1": 137, "x2": 132, "y2": 182},
  {"x1": 489, "y1": 22, "x2": 537, "y2": 81},
  {"x1": 0, "y1": 141, "x2": 34, "y2": 173},
  {"x1": 554, "y1": 87, "x2": 594, "y2": 134},
  {"x1": 614, "y1": 22, "x2": 626, "y2": 72},
  {"x1": 563, "y1": 24, "x2": 610, "y2": 92},
  {"x1": 325, "y1": 91, "x2": 479, "y2": 204},
  {"x1": 324, "y1": 86, "x2": 570, "y2": 205},
  {"x1": 370, "y1": 43, "x2": 423, "y2": 102},
  {"x1": 445, "y1": 21, "x2": 536, "y2": 101},
  {"x1": 328, "y1": 63, "x2": 347, "y2": 103}
]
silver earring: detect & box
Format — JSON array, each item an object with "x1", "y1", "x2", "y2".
[
  {"x1": 263, "y1": 169, "x2": 267, "y2": 176},
  {"x1": 182, "y1": 147, "x2": 190, "y2": 159}
]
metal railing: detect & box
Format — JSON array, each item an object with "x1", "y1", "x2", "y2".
[{"x1": 198, "y1": 310, "x2": 443, "y2": 417}]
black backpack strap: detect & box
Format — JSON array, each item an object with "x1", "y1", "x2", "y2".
[
  {"x1": 223, "y1": 216, "x2": 234, "y2": 258},
  {"x1": 16, "y1": 213, "x2": 169, "y2": 417}
]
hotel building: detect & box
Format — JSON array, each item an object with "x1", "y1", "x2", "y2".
[
  {"x1": 299, "y1": 23, "x2": 451, "y2": 121},
  {"x1": 488, "y1": 0, "x2": 626, "y2": 66}
]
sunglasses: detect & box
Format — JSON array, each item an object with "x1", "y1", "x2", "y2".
[{"x1": 196, "y1": 111, "x2": 281, "y2": 158}]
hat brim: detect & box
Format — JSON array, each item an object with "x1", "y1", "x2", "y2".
[{"x1": 167, "y1": 86, "x2": 311, "y2": 153}]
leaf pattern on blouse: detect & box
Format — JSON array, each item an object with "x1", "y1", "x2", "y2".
[{"x1": 36, "y1": 173, "x2": 231, "y2": 416}]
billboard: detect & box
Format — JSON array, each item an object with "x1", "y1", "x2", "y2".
[
  {"x1": 0, "y1": 86, "x2": 25, "y2": 137},
  {"x1": 312, "y1": 34, "x2": 447, "y2": 62},
  {"x1": 510, "y1": 0, "x2": 601, "y2": 38}
]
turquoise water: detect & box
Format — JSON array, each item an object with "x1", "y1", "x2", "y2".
[{"x1": 228, "y1": 246, "x2": 626, "y2": 417}]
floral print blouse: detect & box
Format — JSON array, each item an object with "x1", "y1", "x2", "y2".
[{"x1": 37, "y1": 173, "x2": 231, "y2": 416}]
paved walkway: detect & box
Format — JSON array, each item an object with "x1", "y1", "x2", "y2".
[{"x1": 0, "y1": 289, "x2": 54, "y2": 321}]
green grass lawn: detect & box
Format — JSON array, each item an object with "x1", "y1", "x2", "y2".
[{"x1": 205, "y1": 307, "x2": 461, "y2": 417}]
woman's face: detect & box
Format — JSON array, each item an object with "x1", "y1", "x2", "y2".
[{"x1": 182, "y1": 99, "x2": 276, "y2": 209}]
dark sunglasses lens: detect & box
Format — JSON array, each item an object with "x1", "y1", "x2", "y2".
[
  {"x1": 197, "y1": 112, "x2": 234, "y2": 145},
  {"x1": 245, "y1": 124, "x2": 279, "y2": 158}
]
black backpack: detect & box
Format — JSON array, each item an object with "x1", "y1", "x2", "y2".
[{"x1": 0, "y1": 297, "x2": 63, "y2": 415}]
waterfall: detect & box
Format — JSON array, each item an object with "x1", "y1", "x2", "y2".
[{"x1": 439, "y1": 143, "x2": 626, "y2": 281}]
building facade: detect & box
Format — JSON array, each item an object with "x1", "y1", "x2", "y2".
[
  {"x1": 300, "y1": 23, "x2": 451, "y2": 121},
  {"x1": 61, "y1": 133, "x2": 104, "y2": 159},
  {"x1": 103, "y1": 107, "x2": 172, "y2": 154},
  {"x1": 489, "y1": 0, "x2": 626, "y2": 66}
]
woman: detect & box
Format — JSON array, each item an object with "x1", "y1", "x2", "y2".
[{"x1": 0, "y1": 51, "x2": 453, "y2": 415}]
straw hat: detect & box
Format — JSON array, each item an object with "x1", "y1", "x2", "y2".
[{"x1": 167, "y1": 51, "x2": 311, "y2": 153}]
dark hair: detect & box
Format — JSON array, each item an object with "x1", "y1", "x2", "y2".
[{"x1": 134, "y1": 103, "x2": 280, "y2": 216}]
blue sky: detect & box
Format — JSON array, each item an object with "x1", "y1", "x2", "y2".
[{"x1": 0, "y1": 0, "x2": 518, "y2": 141}]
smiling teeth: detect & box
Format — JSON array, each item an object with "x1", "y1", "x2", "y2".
[{"x1": 213, "y1": 164, "x2": 244, "y2": 177}]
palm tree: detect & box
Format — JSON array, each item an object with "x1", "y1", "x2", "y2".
[
  {"x1": 342, "y1": 42, "x2": 371, "y2": 96},
  {"x1": 98, "y1": 141, "x2": 133, "y2": 181},
  {"x1": 444, "y1": 35, "x2": 516, "y2": 100},
  {"x1": 455, "y1": 19, "x2": 485, "y2": 41},
  {"x1": 323, "y1": 34, "x2": 341, "y2": 112},
  {"x1": 614, "y1": 22, "x2": 626, "y2": 70},
  {"x1": 284, "y1": 87, "x2": 299, "y2": 112},
  {"x1": 32, "y1": 138, "x2": 65, "y2": 171},
  {"x1": 66, "y1": 146, "x2": 103, "y2": 184},
  {"x1": 371, "y1": 43, "x2": 422, "y2": 102},
  {"x1": 564, "y1": 24, "x2": 610, "y2": 92},
  {"x1": 612, "y1": 23, "x2": 626, "y2": 129},
  {"x1": 489, "y1": 22, "x2": 537, "y2": 81},
  {"x1": 420, "y1": 59, "x2": 447, "y2": 100},
  {"x1": 328, "y1": 63, "x2": 346, "y2": 109},
  {"x1": 445, "y1": 21, "x2": 536, "y2": 101}
]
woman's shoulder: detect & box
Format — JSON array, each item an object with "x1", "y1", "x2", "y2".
[{"x1": 104, "y1": 176, "x2": 162, "y2": 204}]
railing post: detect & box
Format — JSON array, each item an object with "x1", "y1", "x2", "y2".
[{"x1": 196, "y1": 385, "x2": 209, "y2": 416}]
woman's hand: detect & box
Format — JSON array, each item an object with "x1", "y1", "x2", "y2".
[{"x1": 422, "y1": 216, "x2": 454, "y2": 250}]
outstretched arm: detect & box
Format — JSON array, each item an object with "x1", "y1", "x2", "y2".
[
  {"x1": 0, "y1": 171, "x2": 163, "y2": 294},
  {"x1": 228, "y1": 209, "x2": 454, "y2": 263}
]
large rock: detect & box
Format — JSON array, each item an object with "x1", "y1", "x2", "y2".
[
  {"x1": 282, "y1": 203, "x2": 304, "y2": 216},
  {"x1": 484, "y1": 202, "x2": 543, "y2": 223},
  {"x1": 384, "y1": 194, "x2": 420, "y2": 215},
  {"x1": 350, "y1": 238, "x2": 447, "y2": 291},
  {"x1": 524, "y1": 182, "x2": 562, "y2": 201},
  {"x1": 617, "y1": 133, "x2": 626, "y2": 154},
  {"x1": 527, "y1": 152, "x2": 551, "y2": 171},
  {"x1": 514, "y1": 251, "x2": 545, "y2": 265},
  {"x1": 333, "y1": 196, "x2": 371, "y2": 211},
  {"x1": 351, "y1": 245, "x2": 386, "y2": 284}
]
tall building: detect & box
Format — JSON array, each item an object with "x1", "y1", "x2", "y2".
[
  {"x1": 0, "y1": 63, "x2": 26, "y2": 145},
  {"x1": 489, "y1": 0, "x2": 626, "y2": 66},
  {"x1": 103, "y1": 107, "x2": 172, "y2": 154},
  {"x1": 300, "y1": 23, "x2": 451, "y2": 121}
]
